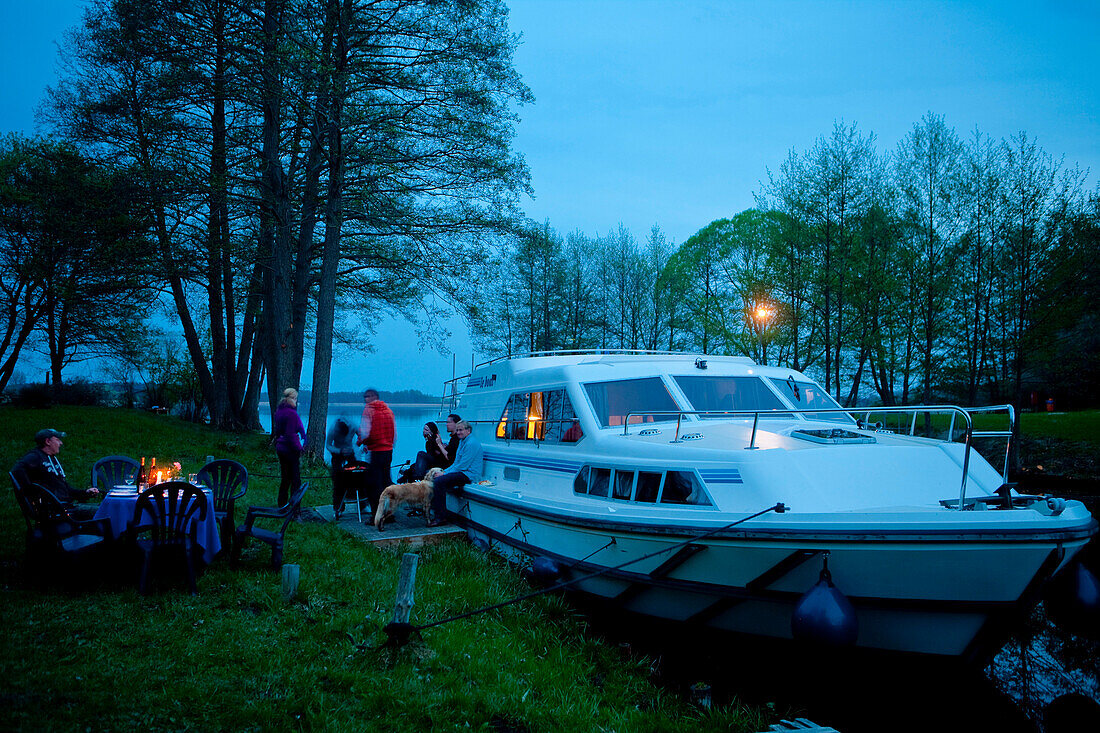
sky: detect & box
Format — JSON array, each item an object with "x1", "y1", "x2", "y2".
[{"x1": 2, "y1": 0, "x2": 1097, "y2": 394}]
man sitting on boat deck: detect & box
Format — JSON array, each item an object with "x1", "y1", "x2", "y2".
[{"x1": 428, "y1": 420, "x2": 482, "y2": 527}]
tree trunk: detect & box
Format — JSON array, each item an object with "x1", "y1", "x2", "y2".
[{"x1": 306, "y1": 0, "x2": 349, "y2": 463}]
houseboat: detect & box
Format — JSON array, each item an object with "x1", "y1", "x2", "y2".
[{"x1": 440, "y1": 351, "x2": 1096, "y2": 658}]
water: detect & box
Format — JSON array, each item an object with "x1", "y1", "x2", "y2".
[{"x1": 260, "y1": 402, "x2": 444, "y2": 467}]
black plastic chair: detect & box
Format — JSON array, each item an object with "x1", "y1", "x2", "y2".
[
  {"x1": 232, "y1": 482, "x2": 309, "y2": 569},
  {"x1": 10, "y1": 474, "x2": 111, "y2": 583},
  {"x1": 91, "y1": 455, "x2": 140, "y2": 491},
  {"x1": 195, "y1": 459, "x2": 248, "y2": 550},
  {"x1": 128, "y1": 481, "x2": 209, "y2": 595},
  {"x1": 10, "y1": 471, "x2": 42, "y2": 554}
]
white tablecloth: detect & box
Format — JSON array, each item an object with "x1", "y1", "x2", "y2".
[{"x1": 93, "y1": 488, "x2": 222, "y2": 563}]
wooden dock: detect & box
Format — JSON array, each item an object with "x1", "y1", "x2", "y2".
[
  {"x1": 762, "y1": 720, "x2": 840, "y2": 732},
  {"x1": 309, "y1": 502, "x2": 466, "y2": 547}
]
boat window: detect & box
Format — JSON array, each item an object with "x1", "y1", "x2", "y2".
[
  {"x1": 636, "y1": 472, "x2": 661, "y2": 503},
  {"x1": 583, "y1": 377, "x2": 680, "y2": 428},
  {"x1": 573, "y1": 466, "x2": 590, "y2": 494},
  {"x1": 769, "y1": 377, "x2": 854, "y2": 424},
  {"x1": 589, "y1": 467, "x2": 611, "y2": 497},
  {"x1": 497, "y1": 388, "x2": 582, "y2": 443},
  {"x1": 571, "y1": 467, "x2": 710, "y2": 507},
  {"x1": 674, "y1": 375, "x2": 792, "y2": 419},
  {"x1": 612, "y1": 470, "x2": 634, "y2": 500},
  {"x1": 660, "y1": 471, "x2": 712, "y2": 506}
]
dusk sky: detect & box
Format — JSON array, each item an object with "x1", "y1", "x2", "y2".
[{"x1": 2, "y1": 0, "x2": 1097, "y2": 394}]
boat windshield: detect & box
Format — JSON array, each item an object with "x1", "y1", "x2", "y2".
[
  {"x1": 673, "y1": 375, "x2": 793, "y2": 419},
  {"x1": 583, "y1": 377, "x2": 681, "y2": 427},
  {"x1": 769, "y1": 377, "x2": 854, "y2": 424}
]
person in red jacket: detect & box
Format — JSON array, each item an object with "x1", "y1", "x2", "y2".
[{"x1": 357, "y1": 388, "x2": 395, "y2": 518}]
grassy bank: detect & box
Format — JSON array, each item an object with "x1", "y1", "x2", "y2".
[
  {"x1": 1017, "y1": 410, "x2": 1100, "y2": 482},
  {"x1": 1, "y1": 406, "x2": 772, "y2": 732}
]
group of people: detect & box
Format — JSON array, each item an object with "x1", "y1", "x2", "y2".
[
  {"x1": 13, "y1": 386, "x2": 482, "y2": 532},
  {"x1": 272, "y1": 385, "x2": 483, "y2": 527}
]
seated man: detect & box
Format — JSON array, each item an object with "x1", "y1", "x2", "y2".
[
  {"x1": 428, "y1": 420, "x2": 482, "y2": 527},
  {"x1": 12, "y1": 429, "x2": 100, "y2": 518}
]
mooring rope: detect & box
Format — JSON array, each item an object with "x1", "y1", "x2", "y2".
[
  {"x1": 383, "y1": 502, "x2": 787, "y2": 645},
  {"x1": 567, "y1": 537, "x2": 617, "y2": 570}
]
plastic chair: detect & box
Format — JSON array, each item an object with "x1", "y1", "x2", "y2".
[
  {"x1": 195, "y1": 459, "x2": 248, "y2": 550},
  {"x1": 91, "y1": 455, "x2": 140, "y2": 491},
  {"x1": 128, "y1": 481, "x2": 209, "y2": 595},
  {"x1": 232, "y1": 482, "x2": 309, "y2": 569},
  {"x1": 10, "y1": 474, "x2": 111, "y2": 583}
]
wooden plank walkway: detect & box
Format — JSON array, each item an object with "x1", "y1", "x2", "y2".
[
  {"x1": 761, "y1": 719, "x2": 840, "y2": 732},
  {"x1": 309, "y1": 502, "x2": 466, "y2": 547}
]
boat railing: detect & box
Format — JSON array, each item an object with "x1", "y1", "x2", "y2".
[
  {"x1": 622, "y1": 404, "x2": 1016, "y2": 511},
  {"x1": 476, "y1": 349, "x2": 702, "y2": 369},
  {"x1": 856, "y1": 404, "x2": 1016, "y2": 485},
  {"x1": 441, "y1": 374, "x2": 466, "y2": 414}
]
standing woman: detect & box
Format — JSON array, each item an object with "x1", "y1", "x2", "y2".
[{"x1": 273, "y1": 387, "x2": 306, "y2": 507}]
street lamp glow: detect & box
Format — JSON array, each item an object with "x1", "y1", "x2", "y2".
[{"x1": 754, "y1": 305, "x2": 773, "y2": 321}]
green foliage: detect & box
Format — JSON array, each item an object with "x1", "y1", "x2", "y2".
[
  {"x1": 0, "y1": 135, "x2": 155, "y2": 391},
  {"x1": 0, "y1": 405, "x2": 774, "y2": 732}
]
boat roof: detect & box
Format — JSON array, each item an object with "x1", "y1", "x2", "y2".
[{"x1": 467, "y1": 350, "x2": 809, "y2": 385}]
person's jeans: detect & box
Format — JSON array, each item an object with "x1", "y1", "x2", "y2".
[
  {"x1": 276, "y1": 448, "x2": 301, "y2": 508},
  {"x1": 366, "y1": 450, "x2": 392, "y2": 515},
  {"x1": 330, "y1": 454, "x2": 349, "y2": 511},
  {"x1": 431, "y1": 471, "x2": 471, "y2": 520}
]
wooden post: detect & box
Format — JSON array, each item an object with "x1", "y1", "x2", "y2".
[
  {"x1": 282, "y1": 564, "x2": 299, "y2": 601},
  {"x1": 392, "y1": 553, "x2": 419, "y2": 625}
]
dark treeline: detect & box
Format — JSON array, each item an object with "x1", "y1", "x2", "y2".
[
  {"x1": 0, "y1": 0, "x2": 530, "y2": 459},
  {"x1": 468, "y1": 117, "x2": 1099, "y2": 409},
  {"x1": 2, "y1": 3, "x2": 1097, "y2": 434}
]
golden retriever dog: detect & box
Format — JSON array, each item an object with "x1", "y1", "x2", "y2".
[{"x1": 374, "y1": 467, "x2": 444, "y2": 531}]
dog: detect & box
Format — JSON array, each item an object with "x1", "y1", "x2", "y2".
[{"x1": 374, "y1": 467, "x2": 444, "y2": 531}]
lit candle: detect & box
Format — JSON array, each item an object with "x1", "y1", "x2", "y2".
[{"x1": 156, "y1": 470, "x2": 163, "y2": 484}]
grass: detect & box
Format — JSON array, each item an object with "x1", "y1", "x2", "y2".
[
  {"x1": 1, "y1": 406, "x2": 775, "y2": 732},
  {"x1": 1018, "y1": 410, "x2": 1100, "y2": 447}
]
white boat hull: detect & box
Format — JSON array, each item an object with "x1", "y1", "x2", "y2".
[{"x1": 447, "y1": 487, "x2": 1095, "y2": 658}]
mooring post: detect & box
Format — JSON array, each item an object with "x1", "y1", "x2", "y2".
[
  {"x1": 282, "y1": 564, "x2": 300, "y2": 601},
  {"x1": 393, "y1": 553, "x2": 419, "y2": 625}
]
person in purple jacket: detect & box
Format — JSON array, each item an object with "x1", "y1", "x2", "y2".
[{"x1": 273, "y1": 387, "x2": 306, "y2": 507}]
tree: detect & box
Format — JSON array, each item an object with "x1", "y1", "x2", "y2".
[
  {"x1": 894, "y1": 112, "x2": 965, "y2": 403},
  {"x1": 0, "y1": 135, "x2": 154, "y2": 391},
  {"x1": 48, "y1": 0, "x2": 532, "y2": 447},
  {"x1": 761, "y1": 122, "x2": 877, "y2": 397}
]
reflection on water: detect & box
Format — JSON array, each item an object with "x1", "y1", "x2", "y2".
[{"x1": 259, "y1": 403, "x2": 444, "y2": 466}]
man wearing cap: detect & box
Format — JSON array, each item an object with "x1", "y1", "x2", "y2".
[{"x1": 12, "y1": 429, "x2": 100, "y2": 517}]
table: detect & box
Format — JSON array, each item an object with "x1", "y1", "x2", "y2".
[{"x1": 93, "y1": 486, "x2": 222, "y2": 563}]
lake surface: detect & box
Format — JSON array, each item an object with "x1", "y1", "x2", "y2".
[{"x1": 260, "y1": 402, "x2": 445, "y2": 467}]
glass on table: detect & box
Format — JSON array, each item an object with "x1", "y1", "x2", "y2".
[{"x1": 188, "y1": 473, "x2": 199, "y2": 485}]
